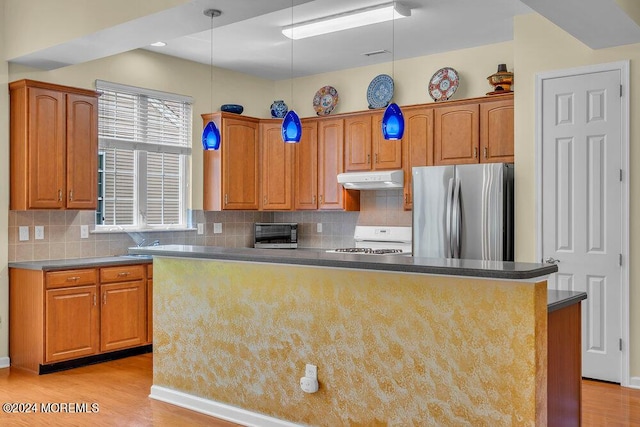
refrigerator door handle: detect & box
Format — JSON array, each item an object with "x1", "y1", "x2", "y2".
[
  {"x1": 445, "y1": 177, "x2": 454, "y2": 258},
  {"x1": 452, "y1": 177, "x2": 462, "y2": 258}
]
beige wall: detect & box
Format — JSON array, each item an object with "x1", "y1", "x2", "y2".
[
  {"x1": 514, "y1": 12, "x2": 639, "y2": 379},
  {"x1": 1, "y1": 1, "x2": 10, "y2": 363},
  {"x1": 273, "y1": 42, "x2": 514, "y2": 117}
]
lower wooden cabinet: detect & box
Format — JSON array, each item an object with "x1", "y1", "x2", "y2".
[
  {"x1": 99, "y1": 264, "x2": 146, "y2": 352},
  {"x1": 45, "y1": 285, "x2": 99, "y2": 363},
  {"x1": 9, "y1": 262, "x2": 151, "y2": 374}
]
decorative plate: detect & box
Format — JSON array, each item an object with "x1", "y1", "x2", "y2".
[
  {"x1": 313, "y1": 86, "x2": 339, "y2": 116},
  {"x1": 428, "y1": 67, "x2": 459, "y2": 101},
  {"x1": 367, "y1": 74, "x2": 394, "y2": 109}
]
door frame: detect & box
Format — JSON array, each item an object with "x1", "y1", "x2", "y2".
[{"x1": 534, "y1": 60, "x2": 630, "y2": 387}]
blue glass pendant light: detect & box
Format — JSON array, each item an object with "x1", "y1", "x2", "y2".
[
  {"x1": 382, "y1": 102, "x2": 404, "y2": 140},
  {"x1": 202, "y1": 121, "x2": 221, "y2": 150},
  {"x1": 382, "y1": 1, "x2": 403, "y2": 140},
  {"x1": 281, "y1": 0, "x2": 302, "y2": 143},
  {"x1": 282, "y1": 110, "x2": 302, "y2": 143},
  {"x1": 202, "y1": 9, "x2": 222, "y2": 150}
]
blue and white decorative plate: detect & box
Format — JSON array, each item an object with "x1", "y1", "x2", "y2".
[{"x1": 367, "y1": 74, "x2": 394, "y2": 109}]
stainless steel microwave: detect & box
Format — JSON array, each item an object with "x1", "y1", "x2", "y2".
[{"x1": 254, "y1": 223, "x2": 298, "y2": 249}]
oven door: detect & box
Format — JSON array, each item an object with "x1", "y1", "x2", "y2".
[{"x1": 254, "y1": 223, "x2": 298, "y2": 249}]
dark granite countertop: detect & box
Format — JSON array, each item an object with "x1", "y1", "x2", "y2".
[
  {"x1": 8, "y1": 255, "x2": 152, "y2": 271},
  {"x1": 127, "y1": 244, "x2": 558, "y2": 280},
  {"x1": 9, "y1": 248, "x2": 583, "y2": 311}
]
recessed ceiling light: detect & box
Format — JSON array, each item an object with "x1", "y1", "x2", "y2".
[{"x1": 150, "y1": 41, "x2": 167, "y2": 47}]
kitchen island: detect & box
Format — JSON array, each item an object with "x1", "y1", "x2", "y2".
[{"x1": 129, "y1": 245, "x2": 581, "y2": 426}]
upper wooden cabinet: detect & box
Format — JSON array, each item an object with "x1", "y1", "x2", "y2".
[
  {"x1": 480, "y1": 98, "x2": 514, "y2": 163},
  {"x1": 9, "y1": 79, "x2": 99, "y2": 210},
  {"x1": 260, "y1": 120, "x2": 294, "y2": 210},
  {"x1": 344, "y1": 112, "x2": 402, "y2": 172},
  {"x1": 318, "y1": 118, "x2": 359, "y2": 211},
  {"x1": 294, "y1": 120, "x2": 319, "y2": 210},
  {"x1": 434, "y1": 103, "x2": 480, "y2": 165},
  {"x1": 202, "y1": 113, "x2": 260, "y2": 210},
  {"x1": 434, "y1": 94, "x2": 514, "y2": 166},
  {"x1": 402, "y1": 107, "x2": 434, "y2": 210}
]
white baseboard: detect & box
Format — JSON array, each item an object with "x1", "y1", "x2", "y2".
[
  {"x1": 628, "y1": 376, "x2": 640, "y2": 389},
  {"x1": 149, "y1": 385, "x2": 302, "y2": 427},
  {"x1": 0, "y1": 357, "x2": 9, "y2": 369}
]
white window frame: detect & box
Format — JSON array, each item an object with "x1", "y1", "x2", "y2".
[{"x1": 95, "y1": 80, "x2": 193, "y2": 232}]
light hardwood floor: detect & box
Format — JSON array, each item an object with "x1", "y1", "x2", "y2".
[{"x1": 1, "y1": 354, "x2": 639, "y2": 426}]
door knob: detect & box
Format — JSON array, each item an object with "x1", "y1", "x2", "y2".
[{"x1": 543, "y1": 257, "x2": 560, "y2": 264}]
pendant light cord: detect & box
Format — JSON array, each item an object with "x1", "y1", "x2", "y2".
[
  {"x1": 210, "y1": 13, "x2": 214, "y2": 116},
  {"x1": 290, "y1": 0, "x2": 294, "y2": 108}
]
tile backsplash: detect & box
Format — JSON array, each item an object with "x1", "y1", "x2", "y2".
[{"x1": 8, "y1": 190, "x2": 411, "y2": 262}]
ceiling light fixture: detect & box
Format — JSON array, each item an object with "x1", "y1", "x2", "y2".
[
  {"x1": 382, "y1": 1, "x2": 405, "y2": 140},
  {"x1": 202, "y1": 8, "x2": 222, "y2": 151},
  {"x1": 150, "y1": 41, "x2": 167, "y2": 47},
  {"x1": 282, "y1": 0, "x2": 302, "y2": 143},
  {"x1": 282, "y1": 2, "x2": 410, "y2": 40}
]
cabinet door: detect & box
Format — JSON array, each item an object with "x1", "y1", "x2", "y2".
[
  {"x1": 344, "y1": 114, "x2": 372, "y2": 171},
  {"x1": 294, "y1": 120, "x2": 319, "y2": 210},
  {"x1": 147, "y1": 270, "x2": 153, "y2": 344},
  {"x1": 100, "y1": 281, "x2": 146, "y2": 352},
  {"x1": 28, "y1": 87, "x2": 66, "y2": 209},
  {"x1": 222, "y1": 118, "x2": 259, "y2": 210},
  {"x1": 434, "y1": 104, "x2": 479, "y2": 165},
  {"x1": 261, "y1": 122, "x2": 293, "y2": 210},
  {"x1": 480, "y1": 99, "x2": 514, "y2": 163},
  {"x1": 372, "y1": 113, "x2": 403, "y2": 170},
  {"x1": 66, "y1": 93, "x2": 98, "y2": 209},
  {"x1": 402, "y1": 108, "x2": 433, "y2": 209},
  {"x1": 45, "y1": 285, "x2": 99, "y2": 363}
]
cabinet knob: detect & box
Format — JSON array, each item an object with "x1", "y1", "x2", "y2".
[
  {"x1": 58, "y1": 190, "x2": 63, "y2": 202},
  {"x1": 66, "y1": 276, "x2": 80, "y2": 282},
  {"x1": 263, "y1": 196, "x2": 267, "y2": 205},
  {"x1": 93, "y1": 294, "x2": 97, "y2": 306},
  {"x1": 103, "y1": 293, "x2": 107, "y2": 305},
  {"x1": 224, "y1": 194, "x2": 228, "y2": 205},
  {"x1": 319, "y1": 195, "x2": 323, "y2": 204},
  {"x1": 375, "y1": 153, "x2": 378, "y2": 164},
  {"x1": 312, "y1": 195, "x2": 316, "y2": 204},
  {"x1": 69, "y1": 190, "x2": 74, "y2": 201},
  {"x1": 474, "y1": 147, "x2": 478, "y2": 158},
  {"x1": 484, "y1": 147, "x2": 488, "y2": 159},
  {"x1": 117, "y1": 271, "x2": 130, "y2": 277}
]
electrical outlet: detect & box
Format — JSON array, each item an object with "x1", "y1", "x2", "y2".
[
  {"x1": 214, "y1": 223, "x2": 222, "y2": 234},
  {"x1": 305, "y1": 364, "x2": 317, "y2": 380},
  {"x1": 197, "y1": 223, "x2": 204, "y2": 235},
  {"x1": 317, "y1": 223, "x2": 322, "y2": 233},
  {"x1": 19, "y1": 226, "x2": 29, "y2": 241},
  {"x1": 81, "y1": 225, "x2": 89, "y2": 239},
  {"x1": 35, "y1": 225, "x2": 45, "y2": 240}
]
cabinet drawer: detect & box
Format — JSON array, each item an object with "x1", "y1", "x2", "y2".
[
  {"x1": 46, "y1": 269, "x2": 97, "y2": 289},
  {"x1": 100, "y1": 265, "x2": 145, "y2": 283}
]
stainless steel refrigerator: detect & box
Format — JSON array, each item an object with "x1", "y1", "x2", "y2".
[{"x1": 412, "y1": 163, "x2": 514, "y2": 261}]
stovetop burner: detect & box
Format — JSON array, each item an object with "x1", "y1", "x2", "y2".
[{"x1": 333, "y1": 248, "x2": 405, "y2": 255}]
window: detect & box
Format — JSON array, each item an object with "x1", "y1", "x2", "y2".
[{"x1": 95, "y1": 80, "x2": 193, "y2": 230}]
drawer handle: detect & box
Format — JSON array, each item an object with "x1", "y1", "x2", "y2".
[
  {"x1": 66, "y1": 276, "x2": 81, "y2": 281},
  {"x1": 117, "y1": 272, "x2": 131, "y2": 277}
]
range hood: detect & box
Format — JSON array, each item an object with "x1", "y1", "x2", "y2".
[{"x1": 337, "y1": 169, "x2": 404, "y2": 190}]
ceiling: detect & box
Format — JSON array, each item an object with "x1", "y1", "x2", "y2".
[{"x1": 9, "y1": 0, "x2": 640, "y2": 81}]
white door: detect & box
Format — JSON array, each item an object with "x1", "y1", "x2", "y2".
[{"x1": 540, "y1": 69, "x2": 623, "y2": 382}]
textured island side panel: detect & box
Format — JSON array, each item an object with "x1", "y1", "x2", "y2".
[{"x1": 153, "y1": 258, "x2": 547, "y2": 426}]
